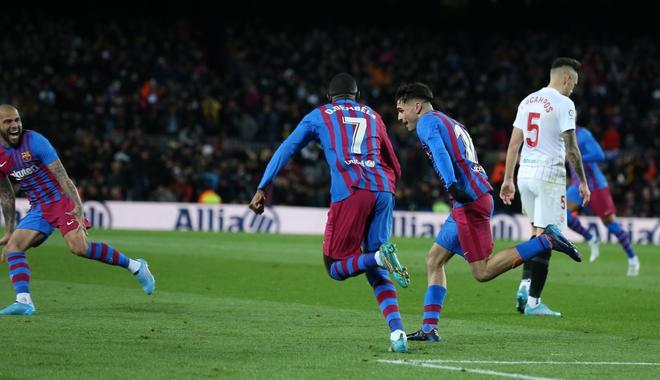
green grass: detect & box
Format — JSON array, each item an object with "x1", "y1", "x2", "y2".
[{"x1": 0, "y1": 230, "x2": 659, "y2": 379}]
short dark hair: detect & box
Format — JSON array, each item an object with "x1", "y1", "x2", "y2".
[
  {"x1": 551, "y1": 57, "x2": 581, "y2": 72},
  {"x1": 394, "y1": 83, "x2": 434, "y2": 103},
  {"x1": 328, "y1": 73, "x2": 358, "y2": 98}
]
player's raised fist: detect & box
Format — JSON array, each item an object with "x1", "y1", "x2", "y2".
[{"x1": 249, "y1": 189, "x2": 266, "y2": 215}]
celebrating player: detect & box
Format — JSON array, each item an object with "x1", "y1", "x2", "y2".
[
  {"x1": 0, "y1": 105, "x2": 155, "y2": 316},
  {"x1": 249, "y1": 73, "x2": 410, "y2": 353},
  {"x1": 566, "y1": 126, "x2": 640, "y2": 275},
  {"x1": 395, "y1": 82, "x2": 580, "y2": 343},
  {"x1": 500, "y1": 57, "x2": 589, "y2": 316}
]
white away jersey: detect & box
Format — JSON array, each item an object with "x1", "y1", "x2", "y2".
[{"x1": 513, "y1": 87, "x2": 576, "y2": 184}]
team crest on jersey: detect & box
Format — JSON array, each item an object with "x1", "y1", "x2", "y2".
[{"x1": 21, "y1": 151, "x2": 32, "y2": 162}]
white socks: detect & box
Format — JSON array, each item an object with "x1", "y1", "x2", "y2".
[
  {"x1": 527, "y1": 296, "x2": 541, "y2": 307},
  {"x1": 519, "y1": 279, "x2": 531, "y2": 292},
  {"x1": 128, "y1": 259, "x2": 141, "y2": 274},
  {"x1": 390, "y1": 329, "x2": 406, "y2": 341},
  {"x1": 17, "y1": 292, "x2": 32, "y2": 305},
  {"x1": 374, "y1": 251, "x2": 384, "y2": 267}
]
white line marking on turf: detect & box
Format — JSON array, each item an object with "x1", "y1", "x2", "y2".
[
  {"x1": 379, "y1": 360, "x2": 559, "y2": 380},
  {"x1": 419, "y1": 360, "x2": 660, "y2": 366}
]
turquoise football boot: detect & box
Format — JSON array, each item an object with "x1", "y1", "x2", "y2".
[
  {"x1": 388, "y1": 331, "x2": 409, "y2": 353},
  {"x1": 524, "y1": 303, "x2": 561, "y2": 317},
  {"x1": 516, "y1": 287, "x2": 528, "y2": 314},
  {"x1": 135, "y1": 259, "x2": 155, "y2": 295},
  {"x1": 0, "y1": 302, "x2": 35, "y2": 316},
  {"x1": 379, "y1": 242, "x2": 410, "y2": 288}
]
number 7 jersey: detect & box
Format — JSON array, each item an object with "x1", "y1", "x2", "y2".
[
  {"x1": 257, "y1": 99, "x2": 401, "y2": 202},
  {"x1": 513, "y1": 87, "x2": 576, "y2": 184}
]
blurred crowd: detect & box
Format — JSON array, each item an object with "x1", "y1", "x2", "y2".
[{"x1": 1, "y1": 13, "x2": 658, "y2": 217}]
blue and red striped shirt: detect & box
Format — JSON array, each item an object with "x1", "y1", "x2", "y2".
[
  {"x1": 258, "y1": 99, "x2": 401, "y2": 202},
  {"x1": 0, "y1": 130, "x2": 63, "y2": 206},
  {"x1": 416, "y1": 111, "x2": 492, "y2": 206},
  {"x1": 569, "y1": 127, "x2": 608, "y2": 190}
]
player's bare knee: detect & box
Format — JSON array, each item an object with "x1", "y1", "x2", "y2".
[
  {"x1": 427, "y1": 245, "x2": 451, "y2": 271},
  {"x1": 472, "y1": 268, "x2": 493, "y2": 282},
  {"x1": 474, "y1": 273, "x2": 491, "y2": 282},
  {"x1": 68, "y1": 241, "x2": 88, "y2": 256},
  {"x1": 4, "y1": 240, "x2": 28, "y2": 253}
]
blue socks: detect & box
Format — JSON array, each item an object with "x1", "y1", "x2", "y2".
[
  {"x1": 367, "y1": 268, "x2": 404, "y2": 332},
  {"x1": 422, "y1": 285, "x2": 447, "y2": 332},
  {"x1": 515, "y1": 236, "x2": 552, "y2": 261},
  {"x1": 567, "y1": 212, "x2": 594, "y2": 241},
  {"x1": 6, "y1": 252, "x2": 30, "y2": 295},
  {"x1": 84, "y1": 242, "x2": 130, "y2": 268},
  {"x1": 606, "y1": 222, "x2": 637, "y2": 258},
  {"x1": 329, "y1": 253, "x2": 378, "y2": 281}
]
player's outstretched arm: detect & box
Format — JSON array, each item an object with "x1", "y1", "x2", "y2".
[
  {"x1": 256, "y1": 118, "x2": 315, "y2": 192},
  {"x1": 47, "y1": 159, "x2": 87, "y2": 233},
  {"x1": 563, "y1": 130, "x2": 591, "y2": 206},
  {"x1": 500, "y1": 128, "x2": 523, "y2": 205},
  {"x1": 0, "y1": 176, "x2": 15, "y2": 246}
]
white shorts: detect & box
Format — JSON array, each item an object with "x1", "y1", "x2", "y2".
[{"x1": 517, "y1": 177, "x2": 567, "y2": 231}]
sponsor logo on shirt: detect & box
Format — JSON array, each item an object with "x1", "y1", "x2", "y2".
[
  {"x1": 471, "y1": 163, "x2": 486, "y2": 174},
  {"x1": 344, "y1": 159, "x2": 375, "y2": 168},
  {"x1": 10, "y1": 165, "x2": 39, "y2": 180}
]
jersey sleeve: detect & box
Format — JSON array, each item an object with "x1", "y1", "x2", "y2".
[
  {"x1": 558, "y1": 98, "x2": 577, "y2": 133},
  {"x1": 257, "y1": 113, "x2": 317, "y2": 190},
  {"x1": 416, "y1": 117, "x2": 457, "y2": 188},
  {"x1": 30, "y1": 132, "x2": 59, "y2": 165},
  {"x1": 578, "y1": 129, "x2": 605, "y2": 162},
  {"x1": 377, "y1": 116, "x2": 401, "y2": 180},
  {"x1": 512, "y1": 101, "x2": 525, "y2": 130}
]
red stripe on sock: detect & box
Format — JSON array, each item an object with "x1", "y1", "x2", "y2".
[
  {"x1": 383, "y1": 304, "x2": 400, "y2": 316},
  {"x1": 423, "y1": 318, "x2": 438, "y2": 325},
  {"x1": 377, "y1": 290, "x2": 397, "y2": 303},
  {"x1": 424, "y1": 305, "x2": 442, "y2": 313},
  {"x1": 100, "y1": 244, "x2": 109, "y2": 261},
  {"x1": 341, "y1": 259, "x2": 349, "y2": 276},
  {"x1": 111, "y1": 251, "x2": 119, "y2": 264},
  {"x1": 11, "y1": 273, "x2": 30, "y2": 283},
  {"x1": 9, "y1": 262, "x2": 29, "y2": 271},
  {"x1": 351, "y1": 255, "x2": 360, "y2": 273},
  {"x1": 7, "y1": 255, "x2": 25, "y2": 263}
]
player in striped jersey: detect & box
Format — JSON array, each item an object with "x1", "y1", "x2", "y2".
[
  {"x1": 395, "y1": 83, "x2": 580, "y2": 343},
  {"x1": 249, "y1": 73, "x2": 410, "y2": 353},
  {"x1": 501, "y1": 57, "x2": 589, "y2": 316},
  {"x1": 0, "y1": 105, "x2": 154, "y2": 316},
  {"x1": 566, "y1": 126, "x2": 639, "y2": 275}
]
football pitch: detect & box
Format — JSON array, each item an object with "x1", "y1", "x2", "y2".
[{"x1": 1, "y1": 230, "x2": 659, "y2": 379}]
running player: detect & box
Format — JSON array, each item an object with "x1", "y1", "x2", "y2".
[
  {"x1": 566, "y1": 126, "x2": 640, "y2": 275},
  {"x1": 395, "y1": 82, "x2": 580, "y2": 342},
  {"x1": 249, "y1": 73, "x2": 410, "y2": 353},
  {"x1": 0, "y1": 105, "x2": 155, "y2": 316}
]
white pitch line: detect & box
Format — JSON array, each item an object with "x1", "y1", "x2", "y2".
[
  {"x1": 419, "y1": 359, "x2": 660, "y2": 366},
  {"x1": 379, "y1": 360, "x2": 559, "y2": 380}
]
